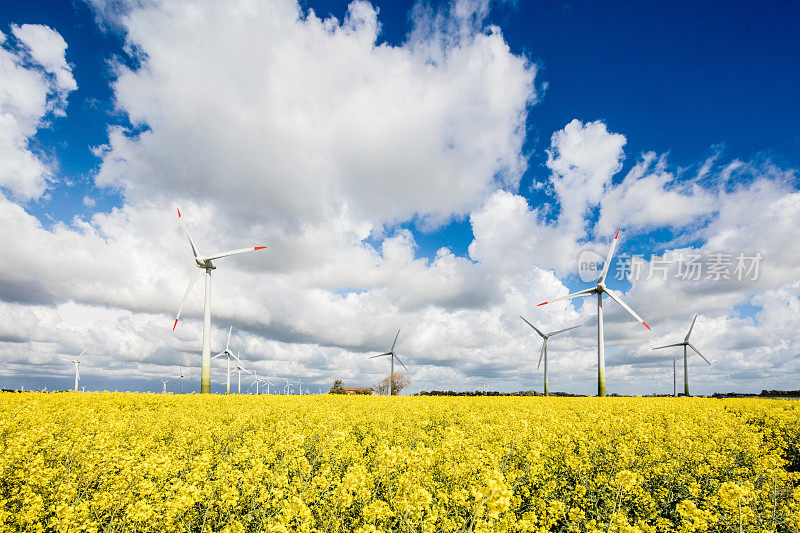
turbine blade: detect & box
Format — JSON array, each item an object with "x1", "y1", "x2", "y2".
[
  {"x1": 597, "y1": 229, "x2": 621, "y2": 283},
  {"x1": 177, "y1": 208, "x2": 200, "y2": 259},
  {"x1": 685, "y1": 314, "x2": 698, "y2": 342},
  {"x1": 652, "y1": 342, "x2": 685, "y2": 350},
  {"x1": 393, "y1": 353, "x2": 408, "y2": 370},
  {"x1": 547, "y1": 324, "x2": 582, "y2": 337},
  {"x1": 537, "y1": 341, "x2": 545, "y2": 370},
  {"x1": 688, "y1": 343, "x2": 711, "y2": 365},
  {"x1": 370, "y1": 352, "x2": 392, "y2": 359},
  {"x1": 76, "y1": 347, "x2": 89, "y2": 360},
  {"x1": 211, "y1": 351, "x2": 226, "y2": 360},
  {"x1": 75, "y1": 367, "x2": 80, "y2": 380},
  {"x1": 204, "y1": 246, "x2": 267, "y2": 261},
  {"x1": 391, "y1": 329, "x2": 400, "y2": 352},
  {"x1": 226, "y1": 326, "x2": 232, "y2": 350},
  {"x1": 537, "y1": 287, "x2": 596, "y2": 307},
  {"x1": 174, "y1": 268, "x2": 204, "y2": 330},
  {"x1": 520, "y1": 316, "x2": 546, "y2": 338},
  {"x1": 603, "y1": 288, "x2": 651, "y2": 330}
]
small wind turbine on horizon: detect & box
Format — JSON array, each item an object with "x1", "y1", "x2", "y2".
[
  {"x1": 653, "y1": 314, "x2": 710, "y2": 396},
  {"x1": 520, "y1": 317, "x2": 580, "y2": 396},
  {"x1": 62, "y1": 348, "x2": 88, "y2": 392},
  {"x1": 176, "y1": 365, "x2": 190, "y2": 394},
  {"x1": 161, "y1": 379, "x2": 171, "y2": 394},
  {"x1": 251, "y1": 370, "x2": 268, "y2": 394},
  {"x1": 230, "y1": 351, "x2": 250, "y2": 394},
  {"x1": 537, "y1": 230, "x2": 651, "y2": 397},
  {"x1": 370, "y1": 329, "x2": 407, "y2": 395},
  {"x1": 172, "y1": 208, "x2": 267, "y2": 394},
  {"x1": 212, "y1": 326, "x2": 243, "y2": 394},
  {"x1": 284, "y1": 378, "x2": 291, "y2": 395}
]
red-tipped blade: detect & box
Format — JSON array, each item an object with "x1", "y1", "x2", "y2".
[
  {"x1": 537, "y1": 301, "x2": 548, "y2": 306},
  {"x1": 177, "y1": 208, "x2": 181, "y2": 218},
  {"x1": 173, "y1": 319, "x2": 178, "y2": 331},
  {"x1": 614, "y1": 228, "x2": 620, "y2": 239},
  {"x1": 642, "y1": 321, "x2": 651, "y2": 331},
  {"x1": 254, "y1": 246, "x2": 266, "y2": 250}
]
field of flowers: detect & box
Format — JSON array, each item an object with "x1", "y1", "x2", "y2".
[{"x1": 0, "y1": 394, "x2": 798, "y2": 532}]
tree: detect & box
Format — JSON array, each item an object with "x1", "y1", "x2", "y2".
[
  {"x1": 329, "y1": 379, "x2": 346, "y2": 394},
  {"x1": 377, "y1": 372, "x2": 411, "y2": 395}
]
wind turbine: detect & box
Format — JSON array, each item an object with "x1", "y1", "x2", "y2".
[
  {"x1": 297, "y1": 378, "x2": 302, "y2": 395},
  {"x1": 537, "y1": 230, "x2": 651, "y2": 397},
  {"x1": 62, "y1": 348, "x2": 88, "y2": 392},
  {"x1": 172, "y1": 208, "x2": 266, "y2": 394},
  {"x1": 265, "y1": 374, "x2": 274, "y2": 395},
  {"x1": 652, "y1": 314, "x2": 710, "y2": 396},
  {"x1": 212, "y1": 326, "x2": 240, "y2": 394},
  {"x1": 230, "y1": 352, "x2": 250, "y2": 394},
  {"x1": 251, "y1": 370, "x2": 268, "y2": 395},
  {"x1": 176, "y1": 365, "x2": 190, "y2": 394},
  {"x1": 520, "y1": 317, "x2": 581, "y2": 396},
  {"x1": 370, "y1": 329, "x2": 407, "y2": 395},
  {"x1": 284, "y1": 378, "x2": 291, "y2": 395},
  {"x1": 161, "y1": 379, "x2": 171, "y2": 394}
]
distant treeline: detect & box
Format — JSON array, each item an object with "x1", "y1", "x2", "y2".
[
  {"x1": 712, "y1": 390, "x2": 800, "y2": 398},
  {"x1": 415, "y1": 390, "x2": 586, "y2": 397}
]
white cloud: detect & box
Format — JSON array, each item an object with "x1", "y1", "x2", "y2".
[
  {"x1": 93, "y1": 0, "x2": 536, "y2": 232},
  {"x1": 0, "y1": 25, "x2": 76, "y2": 200}
]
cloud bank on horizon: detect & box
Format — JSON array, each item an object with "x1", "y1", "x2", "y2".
[{"x1": 0, "y1": 0, "x2": 797, "y2": 394}]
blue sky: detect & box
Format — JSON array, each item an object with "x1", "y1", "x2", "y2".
[{"x1": 1, "y1": 0, "x2": 798, "y2": 394}]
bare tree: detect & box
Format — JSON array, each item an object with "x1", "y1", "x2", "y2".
[{"x1": 377, "y1": 372, "x2": 411, "y2": 395}]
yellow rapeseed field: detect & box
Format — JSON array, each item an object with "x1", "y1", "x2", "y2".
[{"x1": 0, "y1": 394, "x2": 798, "y2": 532}]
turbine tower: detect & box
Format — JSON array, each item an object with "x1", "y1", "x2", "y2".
[
  {"x1": 172, "y1": 208, "x2": 266, "y2": 394},
  {"x1": 653, "y1": 314, "x2": 710, "y2": 396},
  {"x1": 212, "y1": 326, "x2": 240, "y2": 394},
  {"x1": 62, "y1": 348, "x2": 88, "y2": 392},
  {"x1": 537, "y1": 230, "x2": 651, "y2": 397},
  {"x1": 370, "y1": 329, "x2": 407, "y2": 395},
  {"x1": 520, "y1": 317, "x2": 580, "y2": 396}
]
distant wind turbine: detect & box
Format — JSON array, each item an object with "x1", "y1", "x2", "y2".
[
  {"x1": 520, "y1": 317, "x2": 581, "y2": 396},
  {"x1": 370, "y1": 329, "x2": 407, "y2": 395},
  {"x1": 653, "y1": 314, "x2": 710, "y2": 396},
  {"x1": 212, "y1": 326, "x2": 240, "y2": 394},
  {"x1": 161, "y1": 379, "x2": 171, "y2": 394},
  {"x1": 62, "y1": 348, "x2": 88, "y2": 392},
  {"x1": 230, "y1": 351, "x2": 250, "y2": 394},
  {"x1": 251, "y1": 370, "x2": 268, "y2": 395},
  {"x1": 265, "y1": 374, "x2": 274, "y2": 395},
  {"x1": 537, "y1": 230, "x2": 651, "y2": 397},
  {"x1": 284, "y1": 378, "x2": 291, "y2": 395},
  {"x1": 176, "y1": 365, "x2": 190, "y2": 394},
  {"x1": 172, "y1": 208, "x2": 266, "y2": 394}
]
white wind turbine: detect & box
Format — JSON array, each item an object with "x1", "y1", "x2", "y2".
[
  {"x1": 212, "y1": 326, "x2": 242, "y2": 394},
  {"x1": 62, "y1": 348, "x2": 88, "y2": 392},
  {"x1": 230, "y1": 351, "x2": 250, "y2": 394},
  {"x1": 370, "y1": 329, "x2": 407, "y2": 395},
  {"x1": 250, "y1": 370, "x2": 268, "y2": 395},
  {"x1": 265, "y1": 374, "x2": 274, "y2": 395},
  {"x1": 284, "y1": 378, "x2": 291, "y2": 395},
  {"x1": 520, "y1": 317, "x2": 581, "y2": 396},
  {"x1": 652, "y1": 314, "x2": 710, "y2": 396},
  {"x1": 297, "y1": 378, "x2": 302, "y2": 395},
  {"x1": 161, "y1": 379, "x2": 171, "y2": 394},
  {"x1": 176, "y1": 365, "x2": 190, "y2": 394},
  {"x1": 537, "y1": 230, "x2": 651, "y2": 397},
  {"x1": 172, "y1": 208, "x2": 266, "y2": 394}
]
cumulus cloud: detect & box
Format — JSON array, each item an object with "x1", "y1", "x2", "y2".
[
  {"x1": 93, "y1": 0, "x2": 536, "y2": 232},
  {"x1": 0, "y1": 25, "x2": 76, "y2": 200}
]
